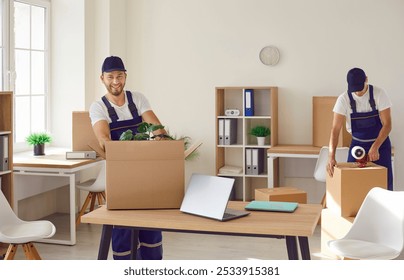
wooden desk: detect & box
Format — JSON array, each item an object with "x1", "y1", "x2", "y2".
[
  {"x1": 82, "y1": 202, "x2": 322, "y2": 260},
  {"x1": 13, "y1": 148, "x2": 103, "y2": 245}
]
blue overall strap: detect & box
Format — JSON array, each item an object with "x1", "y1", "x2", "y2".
[
  {"x1": 347, "y1": 91, "x2": 357, "y2": 113},
  {"x1": 126, "y1": 91, "x2": 140, "y2": 119},
  {"x1": 368, "y1": 85, "x2": 376, "y2": 111},
  {"x1": 101, "y1": 96, "x2": 119, "y2": 122}
]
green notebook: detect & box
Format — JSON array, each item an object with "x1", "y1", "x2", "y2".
[{"x1": 245, "y1": 201, "x2": 298, "y2": 213}]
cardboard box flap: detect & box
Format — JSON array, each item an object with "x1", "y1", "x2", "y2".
[{"x1": 105, "y1": 140, "x2": 184, "y2": 161}]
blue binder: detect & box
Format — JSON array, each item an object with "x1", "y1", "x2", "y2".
[{"x1": 244, "y1": 89, "x2": 254, "y2": 116}]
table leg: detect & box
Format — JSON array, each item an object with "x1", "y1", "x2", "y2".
[
  {"x1": 298, "y1": 236, "x2": 311, "y2": 260},
  {"x1": 130, "y1": 228, "x2": 139, "y2": 260},
  {"x1": 98, "y1": 225, "x2": 113, "y2": 260},
  {"x1": 285, "y1": 236, "x2": 299, "y2": 260}
]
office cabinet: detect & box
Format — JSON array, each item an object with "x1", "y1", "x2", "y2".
[
  {"x1": 0, "y1": 91, "x2": 13, "y2": 257},
  {"x1": 215, "y1": 87, "x2": 278, "y2": 201}
]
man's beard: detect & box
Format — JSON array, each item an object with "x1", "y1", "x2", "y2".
[{"x1": 108, "y1": 84, "x2": 124, "y2": 96}]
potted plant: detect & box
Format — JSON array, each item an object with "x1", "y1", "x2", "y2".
[
  {"x1": 26, "y1": 132, "x2": 52, "y2": 156},
  {"x1": 249, "y1": 125, "x2": 270, "y2": 146},
  {"x1": 119, "y1": 122, "x2": 201, "y2": 160}
]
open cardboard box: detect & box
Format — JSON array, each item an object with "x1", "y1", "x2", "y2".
[
  {"x1": 326, "y1": 162, "x2": 387, "y2": 217},
  {"x1": 105, "y1": 140, "x2": 185, "y2": 210}
]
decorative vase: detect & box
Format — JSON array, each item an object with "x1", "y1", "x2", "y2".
[
  {"x1": 257, "y1": 137, "x2": 266, "y2": 146},
  {"x1": 33, "y1": 144, "x2": 45, "y2": 156}
]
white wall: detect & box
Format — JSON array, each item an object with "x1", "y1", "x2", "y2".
[
  {"x1": 51, "y1": 0, "x2": 404, "y2": 190},
  {"x1": 123, "y1": 0, "x2": 404, "y2": 189},
  {"x1": 51, "y1": 0, "x2": 85, "y2": 147}
]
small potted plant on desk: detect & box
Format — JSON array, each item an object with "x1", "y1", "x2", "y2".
[
  {"x1": 26, "y1": 132, "x2": 52, "y2": 156},
  {"x1": 249, "y1": 125, "x2": 270, "y2": 146}
]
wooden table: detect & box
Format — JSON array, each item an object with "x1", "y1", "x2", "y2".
[
  {"x1": 82, "y1": 201, "x2": 322, "y2": 260},
  {"x1": 13, "y1": 148, "x2": 103, "y2": 245}
]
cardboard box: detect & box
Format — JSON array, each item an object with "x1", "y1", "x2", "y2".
[
  {"x1": 105, "y1": 140, "x2": 184, "y2": 210},
  {"x1": 321, "y1": 208, "x2": 354, "y2": 259},
  {"x1": 326, "y1": 162, "x2": 387, "y2": 217},
  {"x1": 312, "y1": 96, "x2": 351, "y2": 147},
  {"x1": 255, "y1": 187, "x2": 307, "y2": 203}
]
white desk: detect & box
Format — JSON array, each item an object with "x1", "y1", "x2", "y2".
[
  {"x1": 13, "y1": 148, "x2": 103, "y2": 245},
  {"x1": 267, "y1": 145, "x2": 395, "y2": 189}
]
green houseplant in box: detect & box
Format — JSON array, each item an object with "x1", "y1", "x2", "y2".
[
  {"x1": 249, "y1": 125, "x2": 270, "y2": 146},
  {"x1": 26, "y1": 132, "x2": 52, "y2": 156}
]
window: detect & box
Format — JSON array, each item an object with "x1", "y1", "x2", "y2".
[{"x1": 1, "y1": 0, "x2": 50, "y2": 147}]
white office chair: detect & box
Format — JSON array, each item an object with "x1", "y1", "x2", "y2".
[
  {"x1": 327, "y1": 187, "x2": 404, "y2": 259},
  {"x1": 0, "y1": 190, "x2": 56, "y2": 260},
  {"x1": 314, "y1": 146, "x2": 349, "y2": 183},
  {"x1": 313, "y1": 146, "x2": 349, "y2": 206},
  {"x1": 76, "y1": 161, "x2": 106, "y2": 226}
]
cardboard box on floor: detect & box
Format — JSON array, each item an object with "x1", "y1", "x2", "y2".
[
  {"x1": 255, "y1": 187, "x2": 307, "y2": 204},
  {"x1": 326, "y1": 162, "x2": 387, "y2": 217},
  {"x1": 105, "y1": 140, "x2": 185, "y2": 210}
]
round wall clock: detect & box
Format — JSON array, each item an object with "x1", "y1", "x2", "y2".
[{"x1": 259, "y1": 46, "x2": 280, "y2": 66}]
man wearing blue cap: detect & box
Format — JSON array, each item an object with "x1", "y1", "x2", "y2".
[
  {"x1": 327, "y1": 67, "x2": 393, "y2": 190},
  {"x1": 89, "y1": 56, "x2": 167, "y2": 259}
]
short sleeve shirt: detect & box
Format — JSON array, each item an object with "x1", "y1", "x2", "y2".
[
  {"x1": 333, "y1": 85, "x2": 392, "y2": 133},
  {"x1": 89, "y1": 90, "x2": 152, "y2": 126}
]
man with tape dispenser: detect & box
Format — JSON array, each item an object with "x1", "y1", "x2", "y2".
[{"x1": 327, "y1": 67, "x2": 393, "y2": 190}]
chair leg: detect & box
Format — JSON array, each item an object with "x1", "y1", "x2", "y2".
[
  {"x1": 101, "y1": 191, "x2": 106, "y2": 200},
  {"x1": 22, "y1": 243, "x2": 42, "y2": 260},
  {"x1": 90, "y1": 192, "x2": 97, "y2": 211},
  {"x1": 76, "y1": 192, "x2": 93, "y2": 226},
  {"x1": 97, "y1": 193, "x2": 104, "y2": 205},
  {"x1": 4, "y1": 244, "x2": 18, "y2": 260}
]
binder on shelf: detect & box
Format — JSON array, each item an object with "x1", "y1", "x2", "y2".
[
  {"x1": 245, "y1": 148, "x2": 252, "y2": 175},
  {"x1": 224, "y1": 119, "x2": 237, "y2": 145},
  {"x1": 244, "y1": 89, "x2": 254, "y2": 116},
  {"x1": 218, "y1": 119, "x2": 224, "y2": 145},
  {"x1": 0, "y1": 135, "x2": 9, "y2": 171},
  {"x1": 252, "y1": 148, "x2": 264, "y2": 175}
]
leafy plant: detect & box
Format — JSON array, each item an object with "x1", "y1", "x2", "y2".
[
  {"x1": 26, "y1": 132, "x2": 52, "y2": 145},
  {"x1": 249, "y1": 125, "x2": 271, "y2": 137},
  {"x1": 119, "y1": 122, "x2": 173, "y2": 141}
]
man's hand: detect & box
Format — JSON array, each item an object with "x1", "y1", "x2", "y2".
[{"x1": 327, "y1": 158, "x2": 337, "y2": 177}]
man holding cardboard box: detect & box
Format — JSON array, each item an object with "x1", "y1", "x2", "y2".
[
  {"x1": 327, "y1": 67, "x2": 393, "y2": 190},
  {"x1": 89, "y1": 56, "x2": 167, "y2": 260}
]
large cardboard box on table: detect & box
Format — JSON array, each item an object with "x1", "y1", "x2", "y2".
[
  {"x1": 326, "y1": 162, "x2": 387, "y2": 217},
  {"x1": 105, "y1": 140, "x2": 184, "y2": 210},
  {"x1": 255, "y1": 187, "x2": 307, "y2": 203}
]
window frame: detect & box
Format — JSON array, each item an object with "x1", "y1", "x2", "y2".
[{"x1": 1, "y1": 0, "x2": 51, "y2": 151}]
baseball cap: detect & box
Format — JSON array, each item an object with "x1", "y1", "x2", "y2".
[
  {"x1": 347, "y1": 68, "x2": 366, "y2": 93},
  {"x1": 102, "y1": 56, "x2": 126, "y2": 73}
]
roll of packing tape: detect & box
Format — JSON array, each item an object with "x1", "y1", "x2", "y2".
[{"x1": 351, "y1": 146, "x2": 366, "y2": 160}]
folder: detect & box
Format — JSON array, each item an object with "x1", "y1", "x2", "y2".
[
  {"x1": 218, "y1": 119, "x2": 224, "y2": 145},
  {"x1": 0, "y1": 135, "x2": 9, "y2": 171},
  {"x1": 224, "y1": 119, "x2": 237, "y2": 145},
  {"x1": 245, "y1": 148, "x2": 252, "y2": 175},
  {"x1": 245, "y1": 201, "x2": 298, "y2": 213},
  {"x1": 252, "y1": 148, "x2": 264, "y2": 175},
  {"x1": 244, "y1": 89, "x2": 254, "y2": 116}
]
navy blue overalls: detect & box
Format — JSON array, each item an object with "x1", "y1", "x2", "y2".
[
  {"x1": 102, "y1": 91, "x2": 163, "y2": 260},
  {"x1": 347, "y1": 85, "x2": 393, "y2": 190}
]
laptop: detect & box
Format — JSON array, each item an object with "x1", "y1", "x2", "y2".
[
  {"x1": 180, "y1": 173, "x2": 250, "y2": 221},
  {"x1": 245, "y1": 200, "x2": 298, "y2": 213}
]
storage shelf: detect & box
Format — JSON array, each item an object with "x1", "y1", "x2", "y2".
[{"x1": 215, "y1": 87, "x2": 278, "y2": 201}]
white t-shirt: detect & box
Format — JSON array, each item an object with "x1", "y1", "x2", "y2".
[
  {"x1": 89, "y1": 90, "x2": 152, "y2": 126},
  {"x1": 333, "y1": 85, "x2": 392, "y2": 133}
]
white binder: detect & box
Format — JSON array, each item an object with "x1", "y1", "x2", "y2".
[
  {"x1": 224, "y1": 119, "x2": 237, "y2": 145},
  {"x1": 252, "y1": 148, "x2": 264, "y2": 175},
  {"x1": 0, "y1": 135, "x2": 9, "y2": 171},
  {"x1": 246, "y1": 148, "x2": 252, "y2": 175},
  {"x1": 218, "y1": 119, "x2": 224, "y2": 145}
]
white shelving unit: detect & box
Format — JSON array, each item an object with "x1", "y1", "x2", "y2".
[{"x1": 215, "y1": 87, "x2": 278, "y2": 201}]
